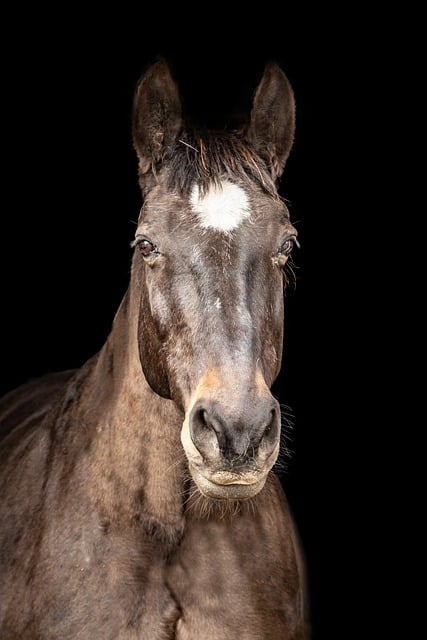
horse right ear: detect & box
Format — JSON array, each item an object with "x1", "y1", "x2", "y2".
[
  {"x1": 132, "y1": 59, "x2": 183, "y2": 174},
  {"x1": 246, "y1": 62, "x2": 296, "y2": 182}
]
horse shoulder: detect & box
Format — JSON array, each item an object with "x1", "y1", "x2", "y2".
[{"x1": 0, "y1": 365, "x2": 184, "y2": 639}]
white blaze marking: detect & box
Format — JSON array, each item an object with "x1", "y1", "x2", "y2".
[{"x1": 190, "y1": 181, "x2": 251, "y2": 232}]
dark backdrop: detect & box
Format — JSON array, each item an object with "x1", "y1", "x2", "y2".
[{"x1": 1, "y1": 10, "x2": 370, "y2": 639}]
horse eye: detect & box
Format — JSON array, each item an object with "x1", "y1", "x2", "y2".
[
  {"x1": 137, "y1": 239, "x2": 157, "y2": 257},
  {"x1": 280, "y1": 236, "x2": 297, "y2": 256}
]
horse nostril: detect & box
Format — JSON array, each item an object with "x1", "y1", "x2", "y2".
[
  {"x1": 189, "y1": 403, "x2": 223, "y2": 459},
  {"x1": 264, "y1": 408, "x2": 277, "y2": 436},
  {"x1": 200, "y1": 409, "x2": 211, "y2": 429},
  {"x1": 197, "y1": 408, "x2": 215, "y2": 432},
  {"x1": 260, "y1": 407, "x2": 280, "y2": 446}
]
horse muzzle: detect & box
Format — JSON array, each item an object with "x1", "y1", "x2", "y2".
[{"x1": 181, "y1": 381, "x2": 281, "y2": 500}]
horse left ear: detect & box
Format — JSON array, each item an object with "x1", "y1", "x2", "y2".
[
  {"x1": 246, "y1": 62, "x2": 296, "y2": 182},
  {"x1": 132, "y1": 59, "x2": 183, "y2": 174}
]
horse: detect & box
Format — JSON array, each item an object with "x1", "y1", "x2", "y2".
[{"x1": 0, "y1": 59, "x2": 310, "y2": 639}]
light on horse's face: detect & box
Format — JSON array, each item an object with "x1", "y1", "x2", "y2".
[{"x1": 135, "y1": 179, "x2": 297, "y2": 500}]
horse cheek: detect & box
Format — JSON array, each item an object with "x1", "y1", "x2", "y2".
[{"x1": 137, "y1": 286, "x2": 171, "y2": 399}]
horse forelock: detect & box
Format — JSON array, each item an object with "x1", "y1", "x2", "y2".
[{"x1": 164, "y1": 131, "x2": 280, "y2": 199}]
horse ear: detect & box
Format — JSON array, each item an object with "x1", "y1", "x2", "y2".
[
  {"x1": 246, "y1": 62, "x2": 296, "y2": 182},
  {"x1": 132, "y1": 59, "x2": 182, "y2": 174}
]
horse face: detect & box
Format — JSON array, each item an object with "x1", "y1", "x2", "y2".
[
  {"x1": 134, "y1": 176, "x2": 297, "y2": 499},
  {"x1": 131, "y1": 59, "x2": 297, "y2": 500}
]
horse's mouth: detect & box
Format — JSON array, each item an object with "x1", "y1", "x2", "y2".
[{"x1": 188, "y1": 463, "x2": 268, "y2": 500}]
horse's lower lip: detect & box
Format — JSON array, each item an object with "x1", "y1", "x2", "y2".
[{"x1": 188, "y1": 464, "x2": 267, "y2": 500}]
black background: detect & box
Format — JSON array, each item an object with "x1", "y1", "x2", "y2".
[{"x1": 0, "y1": 8, "x2": 378, "y2": 639}]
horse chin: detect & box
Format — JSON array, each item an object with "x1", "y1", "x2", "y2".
[{"x1": 188, "y1": 464, "x2": 268, "y2": 500}]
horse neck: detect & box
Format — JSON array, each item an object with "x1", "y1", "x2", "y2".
[{"x1": 79, "y1": 281, "x2": 185, "y2": 541}]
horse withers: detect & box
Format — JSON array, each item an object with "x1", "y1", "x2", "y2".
[{"x1": 0, "y1": 59, "x2": 310, "y2": 639}]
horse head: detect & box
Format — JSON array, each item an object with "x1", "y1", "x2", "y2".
[{"x1": 131, "y1": 59, "x2": 297, "y2": 500}]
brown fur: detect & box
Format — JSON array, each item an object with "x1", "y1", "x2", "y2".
[{"x1": 0, "y1": 60, "x2": 310, "y2": 638}]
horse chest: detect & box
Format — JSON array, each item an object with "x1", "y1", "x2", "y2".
[{"x1": 166, "y1": 516, "x2": 298, "y2": 640}]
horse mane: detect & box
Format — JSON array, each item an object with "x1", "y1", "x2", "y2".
[{"x1": 165, "y1": 130, "x2": 280, "y2": 199}]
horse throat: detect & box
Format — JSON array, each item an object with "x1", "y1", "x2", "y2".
[{"x1": 82, "y1": 289, "x2": 185, "y2": 543}]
